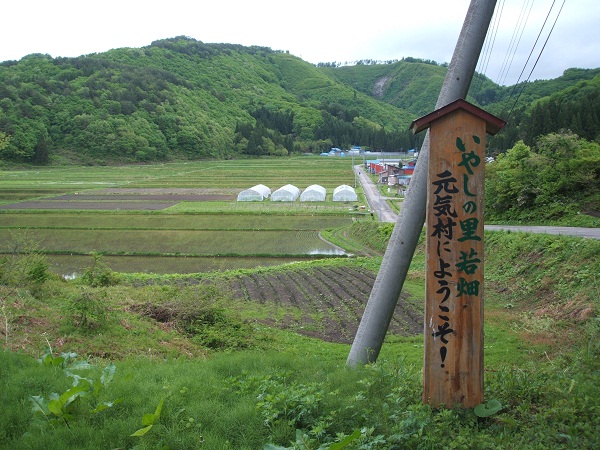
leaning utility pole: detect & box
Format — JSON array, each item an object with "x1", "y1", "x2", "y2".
[{"x1": 347, "y1": 0, "x2": 498, "y2": 367}]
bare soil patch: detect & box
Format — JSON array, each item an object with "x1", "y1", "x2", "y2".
[
  {"x1": 226, "y1": 266, "x2": 423, "y2": 344},
  {"x1": 1, "y1": 188, "x2": 237, "y2": 210},
  {"x1": 3, "y1": 200, "x2": 179, "y2": 210}
]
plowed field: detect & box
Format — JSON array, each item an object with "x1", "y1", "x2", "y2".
[
  {"x1": 226, "y1": 265, "x2": 423, "y2": 344},
  {"x1": 2, "y1": 188, "x2": 236, "y2": 210}
]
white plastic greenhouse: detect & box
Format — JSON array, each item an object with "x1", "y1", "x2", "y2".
[
  {"x1": 270, "y1": 184, "x2": 300, "y2": 202},
  {"x1": 237, "y1": 184, "x2": 271, "y2": 201},
  {"x1": 300, "y1": 184, "x2": 326, "y2": 202},
  {"x1": 332, "y1": 184, "x2": 358, "y2": 202}
]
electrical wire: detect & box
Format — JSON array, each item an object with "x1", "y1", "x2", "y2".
[
  {"x1": 508, "y1": 0, "x2": 566, "y2": 115},
  {"x1": 472, "y1": 0, "x2": 504, "y2": 95},
  {"x1": 498, "y1": 0, "x2": 535, "y2": 85},
  {"x1": 497, "y1": 0, "x2": 533, "y2": 85},
  {"x1": 507, "y1": 0, "x2": 557, "y2": 96},
  {"x1": 481, "y1": 0, "x2": 504, "y2": 76}
]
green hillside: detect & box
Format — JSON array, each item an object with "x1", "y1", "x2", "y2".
[
  {"x1": 321, "y1": 59, "x2": 447, "y2": 117},
  {"x1": 322, "y1": 59, "x2": 600, "y2": 152},
  {"x1": 0, "y1": 37, "x2": 415, "y2": 164},
  {"x1": 0, "y1": 37, "x2": 599, "y2": 164},
  {"x1": 522, "y1": 74, "x2": 600, "y2": 145}
]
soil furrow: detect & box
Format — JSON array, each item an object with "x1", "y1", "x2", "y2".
[
  {"x1": 309, "y1": 269, "x2": 359, "y2": 308},
  {"x1": 327, "y1": 267, "x2": 375, "y2": 295},
  {"x1": 263, "y1": 273, "x2": 298, "y2": 307},
  {"x1": 227, "y1": 277, "x2": 246, "y2": 300},
  {"x1": 271, "y1": 272, "x2": 308, "y2": 310},
  {"x1": 241, "y1": 274, "x2": 268, "y2": 303},
  {"x1": 250, "y1": 273, "x2": 281, "y2": 304},
  {"x1": 224, "y1": 265, "x2": 423, "y2": 343}
]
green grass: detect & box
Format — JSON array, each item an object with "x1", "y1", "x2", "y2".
[
  {"x1": 0, "y1": 228, "x2": 344, "y2": 256},
  {"x1": 1, "y1": 159, "x2": 599, "y2": 448},
  {"x1": 0, "y1": 157, "x2": 357, "y2": 198},
  {"x1": 167, "y1": 200, "x2": 368, "y2": 215},
  {"x1": 0, "y1": 212, "x2": 356, "y2": 230},
  {"x1": 0, "y1": 211, "x2": 361, "y2": 274},
  {"x1": 46, "y1": 254, "x2": 307, "y2": 276},
  {"x1": 2, "y1": 326, "x2": 598, "y2": 449}
]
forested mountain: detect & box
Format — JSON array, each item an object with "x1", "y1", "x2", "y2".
[
  {"x1": 0, "y1": 37, "x2": 415, "y2": 164},
  {"x1": 0, "y1": 36, "x2": 598, "y2": 164},
  {"x1": 522, "y1": 75, "x2": 600, "y2": 146},
  {"x1": 324, "y1": 60, "x2": 600, "y2": 153}
]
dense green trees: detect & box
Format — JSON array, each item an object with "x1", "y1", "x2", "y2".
[
  {"x1": 485, "y1": 133, "x2": 600, "y2": 220},
  {"x1": 0, "y1": 53, "x2": 186, "y2": 163},
  {"x1": 0, "y1": 37, "x2": 598, "y2": 164},
  {"x1": 524, "y1": 77, "x2": 600, "y2": 145},
  {"x1": 325, "y1": 62, "x2": 600, "y2": 154},
  {"x1": 0, "y1": 39, "x2": 415, "y2": 164},
  {"x1": 0, "y1": 131, "x2": 9, "y2": 153}
]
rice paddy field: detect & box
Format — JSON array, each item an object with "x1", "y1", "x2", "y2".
[
  {"x1": 0, "y1": 157, "x2": 360, "y2": 192},
  {"x1": 0, "y1": 157, "x2": 371, "y2": 274}
]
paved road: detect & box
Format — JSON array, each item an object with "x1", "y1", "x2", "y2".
[
  {"x1": 354, "y1": 165, "x2": 600, "y2": 240},
  {"x1": 354, "y1": 165, "x2": 398, "y2": 223},
  {"x1": 483, "y1": 224, "x2": 600, "y2": 239}
]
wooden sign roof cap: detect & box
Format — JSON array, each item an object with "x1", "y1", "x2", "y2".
[{"x1": 410, "y1": 98, "x2": 506, "y2": 135}]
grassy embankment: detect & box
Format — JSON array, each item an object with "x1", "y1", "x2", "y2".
[
  {"x1": 1, "y1": 223, "x2": 598, "y2": 449},
  {"x1": 0, "y1": 158, "x2": 598, "y2": 448}
]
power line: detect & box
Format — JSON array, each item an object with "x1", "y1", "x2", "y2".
[
  {"x1": 498, "y1": 0, "x2": 535, "y2": 85},
  {"x1": 474, "y1": 0, "x2": 504, "y2": 89},
  {"x1": 482, "y1": 0, "x2": 505, "y2": 76},
  {"x1": 508, "y1": 0, "x2": 557, "y2": 94},
  {"x1": 498, "y1": 0, "x2": 533, "y2": 84},
  {"x1": 508, "y1": 0, "x2": 566, "y2": 115}
]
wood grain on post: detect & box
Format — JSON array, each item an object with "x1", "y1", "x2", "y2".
[{"x1": 410, "y1": 99, "x2": 505, "y2": 408}]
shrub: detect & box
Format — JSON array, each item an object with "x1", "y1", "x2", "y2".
[
  {"x1": 134, "y1": 286, "x2": 261, "y2": 350},
  {"x1": 0, "y1": 236, "x2": 50, "y2": 287},
  {"x1": 80, "y1": 253, "x2": 120, "y2": 287},
  {"x1": 66, "y1": 288, "x2": 110, "y2": 330}
]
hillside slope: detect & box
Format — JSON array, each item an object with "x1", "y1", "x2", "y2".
[
  {"x1": 322, "y1": 60, "x2": 600, "y2": 151},
  {"x1": 1, "y1": 37, "x2": 598, "y2": 164},
  {"x1": 321, "y1": 59, "x2": 448, "y2": 117},
  {"x1": 0, "y1": 37, "x2": 414, "y2": 164}
]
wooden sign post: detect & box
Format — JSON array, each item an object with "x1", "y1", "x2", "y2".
[{"x1": 410, "y1": 99, "x2": 505, "y2": 408}]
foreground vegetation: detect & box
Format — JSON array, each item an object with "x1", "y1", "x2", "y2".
[
  {"x1": 0, "y1": 151, "x2": 598, "y2": 448},
  {"x1": 1, "y1": 222, "x2": 598, "y2": 449}
]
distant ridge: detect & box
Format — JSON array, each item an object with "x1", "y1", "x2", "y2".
[{"x1": 0, "y1": 36, "x2": 597, "y2": 164}]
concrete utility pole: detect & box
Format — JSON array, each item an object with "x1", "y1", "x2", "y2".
[{"x1": 347, "y1": 0, "x2": 498, "y2": 367}]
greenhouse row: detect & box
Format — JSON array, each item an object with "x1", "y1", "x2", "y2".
[{"x1": 237, "y1": 184, "x2": 357, "y2": 202}]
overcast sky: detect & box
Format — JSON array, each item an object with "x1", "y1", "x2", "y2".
[{"x1": 2, "y1": 0, "x2": 598, "y2": 86}]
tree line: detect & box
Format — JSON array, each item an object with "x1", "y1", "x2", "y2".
[
  {"x1": 0, "y1": 36, "x2": 598, "y2": 165},
  {"x1": 485, "y1": 132, "x2": 600, "y2": 221},
  {"x1": 233, "y1": 102, "x2": 419, "y2": 157}
]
